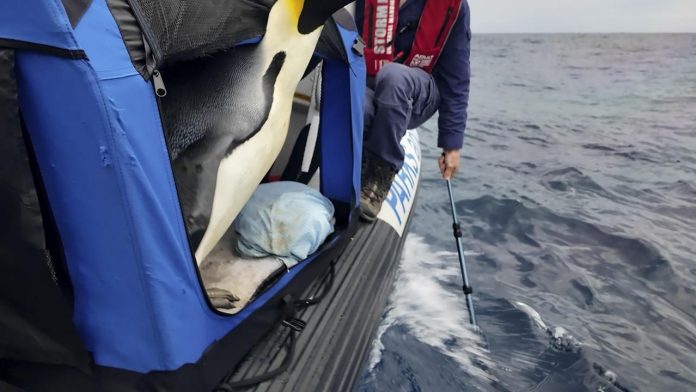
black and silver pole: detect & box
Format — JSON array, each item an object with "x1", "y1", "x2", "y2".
[{"x1": 446, "y1": 179, "x2": 477, "y2": 326}]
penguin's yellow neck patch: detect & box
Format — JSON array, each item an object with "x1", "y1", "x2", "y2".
[{"x1": 283, "y1": 0, "x2": 304, "y2": 23}]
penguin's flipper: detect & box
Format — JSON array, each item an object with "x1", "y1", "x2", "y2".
[
  {"x1": 167, "y1": 50, "x2": 287, "y2": 258},
  {"x1": 162, "y1": 45, "x2": 271, "y2": 159},
  {"x1": 192, "y1": 52, "x2": 289, "y2": 263}
]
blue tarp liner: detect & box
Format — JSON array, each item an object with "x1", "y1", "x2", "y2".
[
  {"x1": 5, "y1": 0, "x2": 365, "y2": 373},
  {"x1": 235, "y1": 182, "x2": 335, "y2": 268}
]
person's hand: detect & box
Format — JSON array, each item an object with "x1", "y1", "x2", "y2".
[{"x1": 438, "y1": 149, "x2": 460, "y2": 180}]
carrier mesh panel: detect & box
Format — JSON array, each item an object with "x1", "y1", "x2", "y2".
[{"x1": 129, "y1": 0, "x2": 275, "y2": 64}]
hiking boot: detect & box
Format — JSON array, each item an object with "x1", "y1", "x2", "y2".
[{"x1": 360, "y1": 155, "x2": 396, "y2": 222}]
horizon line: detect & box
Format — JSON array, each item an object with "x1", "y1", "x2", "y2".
[{"x1": 473, "y1": 31, "x2": 696, "y2": 35}]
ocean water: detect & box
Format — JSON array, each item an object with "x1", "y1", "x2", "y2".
[{"x1": 356, "y1": 34, "x2": 696, "y2": 391}]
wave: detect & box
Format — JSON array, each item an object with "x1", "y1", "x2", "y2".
[
  {"x1": 541, "y1": 166, "x2": 609, "y2": 195},
  {"x1": 365, "y1": 235, "x2": 497, "y2": 387},
  {"x1": 456, "y1": 196, "x2": 675, "y2": 285},
  {"x1": 581, "y1": 143, "x2": 661, "y2": 164}
]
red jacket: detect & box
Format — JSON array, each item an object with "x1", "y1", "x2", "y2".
[{"x1": 356, "y1": 0, "x2": 472, "y2": 150}]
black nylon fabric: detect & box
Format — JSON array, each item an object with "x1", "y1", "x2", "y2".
[
  {"x1": 0, "y1": 48, "x2": 94, "y2": 391},
  {"x1": 128, "y1": 0, "x2": 274, "y2": 65},
  {"x1": 109, "y1": 0, "x2": 349, "y2": 74}
]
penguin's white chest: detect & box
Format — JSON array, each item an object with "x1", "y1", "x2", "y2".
[
  {"x1": 193, "y1": 27, "x2": 321, "y2": 265},
  {"x1": 193, "y1": 99, "x2": 292, "y2": 264}
]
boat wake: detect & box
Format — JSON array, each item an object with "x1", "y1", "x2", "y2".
[
  {"x1": 361, "y1": 235, "x2": 636, "y2": 392},
  {"x1": 365, "y1": 235, "x2": 497, "y2": 387}
]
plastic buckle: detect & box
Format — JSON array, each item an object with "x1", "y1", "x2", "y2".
[
  {"x1": 297, "y1": 297, "x2": 315, "y2": 307},
  {"x1": 282, "y1": 318, "x2": 307, "y2": 333},
  {"x1": 352, "y1": 37, "x2": 366, "y2": 56}
]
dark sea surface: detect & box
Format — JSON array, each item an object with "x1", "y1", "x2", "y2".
[{"x1": 356, "y1": 34, "x2": 696, "y2": 391}]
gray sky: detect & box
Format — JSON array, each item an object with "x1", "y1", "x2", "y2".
[{"x1": 471, "y1": 0, "x2": 696, "y2": 33}]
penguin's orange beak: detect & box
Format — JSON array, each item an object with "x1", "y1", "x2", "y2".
[{"x1": 297, "y1": 0, "x2": 354, "y2": 34}]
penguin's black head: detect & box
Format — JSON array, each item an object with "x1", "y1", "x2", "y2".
[{"x1": 294, "y1": 0, "x2": 354, "y2": 34}]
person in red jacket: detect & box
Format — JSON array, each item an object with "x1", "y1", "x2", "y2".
[{"x1": 356, "y1": 0, "x2": 471, "y2": 221}]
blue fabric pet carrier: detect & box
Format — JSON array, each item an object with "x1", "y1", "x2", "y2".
[{"x1": 0, "y1": 0, "x2": 365, "y2": 389}]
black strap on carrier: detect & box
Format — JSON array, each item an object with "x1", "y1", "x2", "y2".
[{"x1": 215, "y1": 262, "x2": 337, "y2": 391}]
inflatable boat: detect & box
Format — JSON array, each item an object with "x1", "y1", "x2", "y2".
[{"x1": 0, "y1": 1, "x2": 421, "y2": 391}]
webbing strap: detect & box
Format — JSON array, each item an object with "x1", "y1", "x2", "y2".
[
  {"x1": 215, "y1": 332, "x2": 297, "y2": 391},
  {"x1": 214, "y1": 263, "x2": 337, "y2": 390},
  {"x1": 296, "y1": 262, "x2": 336, "y2": 307},
  {"x1": 214, "y1": 296, "x2": 303, "y2": 391}
]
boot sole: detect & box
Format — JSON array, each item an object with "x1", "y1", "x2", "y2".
[{"x1": 359, "y1": 210, "x2": 378, "y2": 222}]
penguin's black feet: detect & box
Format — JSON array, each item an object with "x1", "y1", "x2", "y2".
[{"x1": 206, "y1": 288, "x2": 240, "y2": 309}]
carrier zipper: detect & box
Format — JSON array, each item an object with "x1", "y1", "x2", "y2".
[
  {"x1": 152, "y1": 69, "x2": 167, "y2": 97},
  {"x1": 147, "y1": 59, "x2": 228, "y2": 317},
  {"x1": 126, "y1": 0, "x2": 163, "y2": 67},
  {"x1": 434, "y1": 7, "x2": 454, "y2": 46}
]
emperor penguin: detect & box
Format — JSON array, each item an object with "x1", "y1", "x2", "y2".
[{"x1": 162, "y1": 0, "x2": 353, "y2": 268}]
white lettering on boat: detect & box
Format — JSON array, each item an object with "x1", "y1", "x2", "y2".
[{"x1": 377, "y1": 129, "x2": 421, "y2": 236}]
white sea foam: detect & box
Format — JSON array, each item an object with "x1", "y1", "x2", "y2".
[
  {"x1": 367, "y1": 235, "x2": 496, "y2": 382},
  {"x1": 513, "y1": 301, "x2": 582, "y2": 352},
  {"x1": 512, "y1": 301, "x2": 549, "y2": 331}
]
